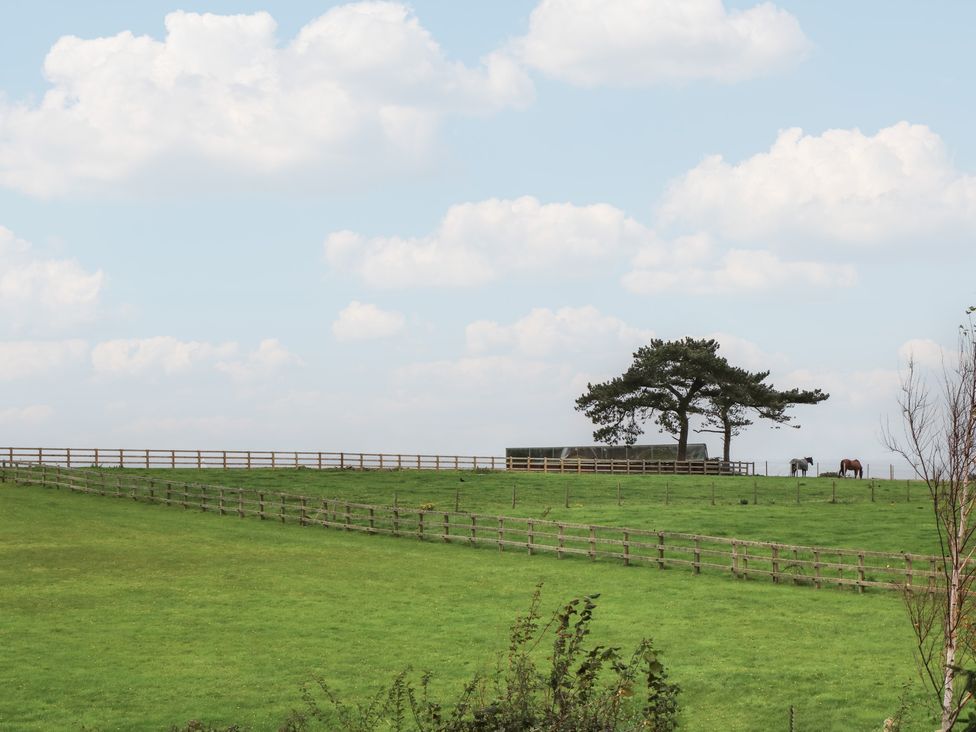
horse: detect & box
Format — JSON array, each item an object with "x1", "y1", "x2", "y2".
[
  {"x1": 839, "y1": 458, "x2": 863, "y2": 479},
  {"x1": 790, "y1": 457, "x2": 813, "y2": 477}
]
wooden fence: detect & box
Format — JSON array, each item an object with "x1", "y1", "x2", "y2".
[
  {"x1": 0, "y1": 447, "x2": 753, "y2": 476},
  {"x1": 1, "y1": 462, "x2": 937, "y2": 594}
]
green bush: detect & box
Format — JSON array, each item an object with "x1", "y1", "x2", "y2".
[{"x1": 289, "y1": 585, "x2": 679, "y2": 731}]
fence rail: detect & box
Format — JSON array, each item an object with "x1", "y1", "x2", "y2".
[
  {"x1": 1, "y1": 462, "x2": 939, "y2": 594},
  {"x1": 0, "y1": 447, "x2": 753, "y2": 476}
]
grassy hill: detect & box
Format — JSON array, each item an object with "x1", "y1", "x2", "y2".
[{"x1": 1, "y1": 473, "x2": 936, "y2": 730}]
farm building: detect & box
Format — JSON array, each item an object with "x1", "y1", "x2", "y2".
[{"x1": 505, "y1": 443, "x2": 709, "y2": 461}]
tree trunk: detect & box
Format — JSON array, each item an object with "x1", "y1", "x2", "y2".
[
  {"x1": 723, "y1": 421, "x2": 732, "y2": 461},
  {"x1": 942, "y1": 561, "x2": 960, "y2": 730},
  {"x1": 677, "y1": 415, "x2": 689, "y2": 461}
]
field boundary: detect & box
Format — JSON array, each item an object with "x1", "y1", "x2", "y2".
[
  {"x1": 1, "y1": 462, "x2": 937, "y2": 593},
  {"x1": 0, "y1": 446, "x2": 754, "y2": 476}
]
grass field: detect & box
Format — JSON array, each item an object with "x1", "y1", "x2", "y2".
[
  {"x1": 1, "y1": 472, "x2": 939, "y2": 731},
  {"x1": 103, "y1": 467, "x2": 938, "y2": 555}
]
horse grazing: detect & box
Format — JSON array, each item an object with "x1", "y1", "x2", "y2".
[
  {"x1": 790, "y1": 457, "x2": 814, "y2": 477},
  {"x1": 839, "y1": 458, "x2": 863, "y2": 479}
]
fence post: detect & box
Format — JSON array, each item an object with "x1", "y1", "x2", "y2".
[
  {"x1": 443, "y1": 513, "x2": 450, "y2": 542},
  {"x1": 814, "y1": 550, "x2": 822, "y2": 589},
  {"x1": 469, "y1": 515, "x2": 476, "y2": 544},
  {"x1": 279, "y1": 495, "x2": 286, "y2": 523},
  {"x1": 589, "y1": 526, "x2": 596, "y2": 560},
  {"x1": 557, "y1": 524, "x2": 565, "y2": 559},
  {"x1": 259, "y1": 493, "x2": 265, "y2": 520},
  {"x1": 527, "y1": 520, "x2": 535, "y2": 555},
  {"x1": 238, "y1": 490, "x2": 244, "y2": 518},
  {"x1": 772, "y1": 546, "x2": 780, "y2": 583},
  {"x1": 300, "y1": 496, "x2": 307, "y2": 526},
  {"x1": 218, "y1": 489, "x2": 225, "y2": 514},
  {"x1": 497, "y1": 518, "x2": 503, "y2": 551},
  {"x1": 693, "y1": 537, "x2": 701, "y2": 575},
  {"x1": 857, "y1": 553, "x2": 865, "y2": 594},
  {"x1": 731, "y1": 541, "x2": 738, "y2": 578},
  {"x1": 657, "y1": 532, "x2": 665, "y2": 569},
  {"x1": 623, "y1": 530, "x2": 630, "y2": 566},
  {"x1": 201, "y1": 485, "x2": 208, "y2": 512}
]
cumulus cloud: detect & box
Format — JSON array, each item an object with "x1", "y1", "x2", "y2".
[
  {"x1": 658, "y1": 122, "x2": 976, "y2": 244},
  {"x1": 786, "y1": 367, "x2": 901, "y2": 408},
  {"x1": 215, "y1": 338, "x2": 304, "y2": 382},
  {"x1": 623, "y1": 245, "x2": 857, "y2": 294},
  {"x1": 513, "y1": 0, "x2": 810, "y2": 87},
  {"x1": 707, "y1": 333, "x2": 789, "y2": 373},
  {"x1": 325, "y1": 196, "x2": 654, "y2": 287},
  {"x1": 0, "y1": 227, "x2": 103, "y2": 327},
  {"x1": 898, "y1": 338, "x2": 948, "y2": 369},
  {"x1": 0, "y1": 339, "x2": 88, "y2": 380},
  {"x1": 91, "y1": 336, "x2": 237, "y2": 375},
  {"x1": 0, "y1": 3, "x2": 533, "y2": 196},
  {"x1": 332, "y1": 300, "x2": 406, "y2": 340},
  {"x1": 466, "y1": 306, "x2": 652, "y2": 359},
  {"x1": 0, "y1": 405, "x2": 55, "y2": 425}
]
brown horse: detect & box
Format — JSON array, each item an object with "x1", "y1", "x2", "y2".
[{"x1": 839, "y1": 458, "x2": 863, "y2": 479}]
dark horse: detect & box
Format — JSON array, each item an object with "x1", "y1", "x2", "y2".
[
  {"x1": 790, "y1": 457, "x2": 813, "y2": 477},
  {"x1": 839, "y1": 458, "x2": 863, "y2": 479}
]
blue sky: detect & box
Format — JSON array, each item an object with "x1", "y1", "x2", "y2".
[{"x1": 0, "y1": 0, "x2": 973, "y2": 474}]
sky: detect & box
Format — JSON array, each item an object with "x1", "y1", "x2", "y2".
[{"x1": 0, "y1": 0, "x2": 973, "y2": 477}]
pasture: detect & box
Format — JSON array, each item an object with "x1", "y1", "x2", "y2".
[
  {"x1": 1, "y1": 471, "x2": 938, "y2": 730},
  {"x1": 105, "y1": 467, "x2": 937, "y2": 554}
]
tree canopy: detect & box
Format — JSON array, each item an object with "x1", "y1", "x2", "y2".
[{"x1": 575, "y1": 337, "x2": 828, "y2": 461}]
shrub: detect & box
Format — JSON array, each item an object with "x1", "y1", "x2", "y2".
[{"x1": 293, "y1": 585, "x2": 679, "y2": 731}]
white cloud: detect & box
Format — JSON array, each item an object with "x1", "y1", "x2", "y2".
[
  {"x1": 466, "y1": 306, "x2": 652, "y2": 359},
  {"x1": 332, "y1": 300, "x2": 406, "y2": 341},
  {"x1": 623, "y1": 246, "x2": 857, "y2": 294},
  {"x1": 215, "y1": 338, "x2": 304, "y2": 382},
  {"x1": 0, "y1": 227, "x2": 103, "y2": 327},
  {"x1": 0, "y1": 3, "x2": 533, "y2": 196},
  {"x1": 325, "y1": 196, "x2": 654, "y2": 287},
  {"x1": 786, "y1": 367, "x2": 901, "y2": 408},
  {"x1": 708, "y1": 333, "x2": 788, "y2": 373},
  {"x1": 92, "y1": 336, "x2": 237, "y2": 375},
  {"x1": 0, "y1": 339, "x2": 88, "y2": 380},
  {"x1": 513, "y1": 0, "x2": 810, "y2": 87},
  {"x1": 898, "y1": 338, "x2": 947, "y2": 369},
  {"x1": 0, "y1": 405, "x2": 55, "y2": 425},
  {"x1": 658, "y1": 122, "x2": 976, "y2": 244}
]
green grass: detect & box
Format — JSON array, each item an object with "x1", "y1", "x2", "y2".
[
  {"x1": 102, "y1": 467, "x2": 938, "y2": 555},
  {"x1": 1, "y1": 480, "x2": 935, "y2": 731}
]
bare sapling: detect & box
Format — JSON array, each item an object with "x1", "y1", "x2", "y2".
[{"x1": 883, "y1": 309, "x2": 976, "y2": 730}]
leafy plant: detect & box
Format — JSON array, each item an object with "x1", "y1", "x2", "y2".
[{"x1": 294, "y1": 584, "x2": 679, "y2": 731}]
